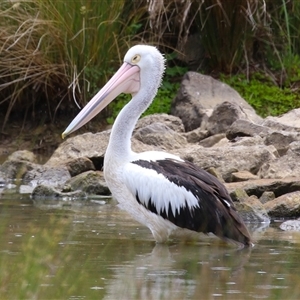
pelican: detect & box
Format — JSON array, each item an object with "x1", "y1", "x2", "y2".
[{"x1": 62, "y1": 45, "x2": 252, "y2": 247}]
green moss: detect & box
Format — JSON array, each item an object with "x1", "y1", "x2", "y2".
[{"x1": 221, "y1": 73, "x2": 300, "y2": 117}]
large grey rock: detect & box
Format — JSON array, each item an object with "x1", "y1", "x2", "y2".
[
  {"x1": 6, "y1": 150, "x2": 36, "y2": 163},
  {"x1": 172, "y1": 144, "x2": 277, "y2": 182},
  {"x1": 264, "y1": 132, "x2": 297, "y2": 156},
  {"x1": 46, "y1": 131, "x2": 110, "y2": 166},
  {"x1": 259, "y1": 191, "x2": 275, "y2": 204},
  {"x1": 226, "y1": 177, "x2": 300, "y2": 198},
  {"x1": 64, "y1": 171, "x2": 110, "y2": 195},
  {"x1": 206, "y1": 102, "x2": 251, "y2": 135},
  {"x1": 280, "y1": 220, "x2": 300, "y2": 231},
  {"x1": 48, "y1": 115, "x2": 184, "y2": 167},
  {"x1": 0, "y1": 160, "x2": 34, "y2": 180},
  {"x1": 258, "y1": 147, "x2": 300, "y2": 179},
  {"x1": 182, "y1": 128, "x2": 208, "y2": 143},
  {"x1": 264, "y1": 191, "x2": 300, "y2": 217},
  {"x1": 171, "y1": 72, "x2": 261, "y2": 131},
  {"x1": 0, "y1": 150, "x2": 37, "y2": 180},
  {"x1": 135, "y1": 113, "x2": 185, "y2": 133},
  {"x1": 213, "y1": 135, "x2": 266, "y2": 149},
  {"x1": 227, "y1": 188, "x2": 270, "y2": 223},
  {"x1": 198, "y1": 133, "x2": 226, "y2": 148},
  {"x1": 23, "y1": 165, "x2": 71, "y2": 188},
  {"x1": 289, "y1": 141, "x2": 300, "y2": 153},
  {"x1": 263, "y1": 108, "x2": 300, "y2": 130},
  {"x1": 230, "y1": 171, "x2": 259, "y2": 182},
  {"x1": 65, "y1": 157, "x2": 96, "y2": 176},
  {"x1": 226, "y1": 119, "x2": 271, "y2": 140},
  {"x1": 46, "y1": 130, "x2": 158, "y2": 167},
  {"x1": 235, "y1": 195, "x2": 270, "y2": 223},
  {"x1": 227, "y1": 119, "x2": 300, "y2": 157},
  {"x1": 133, "y1": 122, "x2": 187, "y2": 150}
]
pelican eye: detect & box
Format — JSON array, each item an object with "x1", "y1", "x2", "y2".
[{"x1": 131, "y1": 54, "x2": 141, "y2": 64}]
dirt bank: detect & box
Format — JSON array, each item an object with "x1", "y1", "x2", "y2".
[{"x1": 0, "y1": 118, "x2": 107, "y2": 163}]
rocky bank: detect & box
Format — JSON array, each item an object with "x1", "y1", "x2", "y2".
[{"x1": 1, "y1": 72, "x2": 300, "y2": 232}]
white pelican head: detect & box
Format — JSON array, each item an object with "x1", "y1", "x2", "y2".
[{"x1": 62, "y1": 45, "x2": 165, "y2": 138}]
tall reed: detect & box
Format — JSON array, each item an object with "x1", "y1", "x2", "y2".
[{"x1": 0, "y1": 0, "x2": 130, "y2": 129}]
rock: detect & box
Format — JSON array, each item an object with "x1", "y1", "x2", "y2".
[
  {"x1": 182, "y1": 128, "x2": 208, "y2": 143},
  {"x1": 262, "y1": 119, "x2": 299, "y2": 132},
  {"x1": 0, "y1": 150, "x2": 37, "y2": 180},
  {"x1": 133, "y1": 122, "x2": 187, "y2": 150},
  {"x1": 171, "y1": 72, "x2": 261, "y2": 131},
  {"x1": 226, "y1": 119, "x2": 270, "y2": 140},
  {"x1": 1, "y1": 183, "x2": 17, "y2": 194},
  {"x1": 171, "y1": 73, "x2": 208, "y2": 131},
  {"x1": 31, "y1": 184, "x2": 86, "y2": 199},
  {"x1": 263, "y1": 108, "x2": 300, "y2": 130},
  {"x1": 259, "y1": 191, "x2": 275, "y2": 204},
  {"x1": 19, "y1": 185, "x2": 34, "y2": 194},
  {"x1": 46, "y1": 130, "x2": 157, "y2": 167},
  {"x1": 65, "y1": 157, "x2": 96, "y2": 176},
  {"x1": 230, "y1": 188, "x2": 249, "y2": 202},
  {"x1": 227, "y1": 121, "x2": 300, "y2": 166},
  {"x1": 64, "y1": 171, "x2": 110, "y2": 195},
  {"x1": 226, "y1": 177, "x2": 300, "y2": 198},
  {"x1": 289, "y1": 141, "x2": 300, "y2": 155},
  {"x1": 0, "y1": 172, "x2": 5, "y2": 187},
  {"x1": 46, "y1": 131, "x2": 110, "y2": 166},
  {"x1": 6, "y1": 150, "x2": 36, "y2": 163},
  {"x1": 280, "y1": 220, "x2": 300, "y2": 231},
  {"x1": 258, "y1": 151, "x2": 300, "y2": 179},
  {"x1": 135, "y1": 113, "x2": 185, "y2": 132},
  {"x1": 264, "y1": 132, "x2": 299, "y2": 156},
  {"x1": 212, "y1": 135, "x2": 267, "y2": 152},
  {"x1": 231, "y1": 171, "x2": 259, "y2": 182},
  {"x1": 264, "y1": 191, "x2": 300, "y2": 217},
  {"x1": 198, "y1": 133, "x2": 226, "y2": 148},
  {"x1": 230, "y1": 188, "x2": 270, "y2": 223},
  {"x1": 0, "y1": 150, "x2": 64, "y2": 195},
  {"x1": 23, "y1": 165, "x2": 71, "y2": 188},
  {"x1": 235, "y1": 195, "x2": 270, "y2": 223},
  {"x1": 172, "y1": 144, "x2": 276, "y2": 182},
  {"x1": 206, "y1": 102, "x2": 250, "y2": 135},
  {"x1": 229, "y1": 135, "x2": 266, "y2": 148},
  {"x1": 0, "y1": 160, "x2": 34, "y2": 179}
]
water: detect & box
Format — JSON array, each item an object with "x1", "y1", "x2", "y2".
[{"x1": 1, "y1": 193, "x2": 300, "y2": 299}]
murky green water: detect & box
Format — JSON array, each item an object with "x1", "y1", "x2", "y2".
[{"x1": 0, "y1": 192, "x2": 300, "y2": 300}]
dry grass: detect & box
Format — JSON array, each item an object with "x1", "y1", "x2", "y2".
[
  {"x1": 145, "y1": 0, "x2": 300, "y2": 79},
  {"x1": 0, "y1": 1, "x2": 66, "y2": 128},
  {"x1": 1, "y1": 0, "x2": 300, "y2": 130},
  {"x1": 145, "y1": 0, "x2": 268, "y2": 72},
  {"x1": 0, "y1": 0, "x2": 133, "y2": 130}
]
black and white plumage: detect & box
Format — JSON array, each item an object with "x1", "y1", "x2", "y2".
[{"x1": 62, "y1": 45, "x2": 252, "y2": 247}]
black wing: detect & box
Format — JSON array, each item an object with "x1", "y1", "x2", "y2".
[{"x1": 132, "y1": 158, "x2": 252, "y2": 246}]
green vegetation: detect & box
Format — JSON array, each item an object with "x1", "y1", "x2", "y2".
[
  {"x1": 221, "y1": 73, "x2": 299, "y2": 117},
  {"x1": 0, "y1": 0, "x2": 137, "y2": 129},
  {"x1": 145, "y1": 0, "x2": 300, "y2": 117},
  {"x1": 1, "y1": 0, "x2": 300, "y2": 130}
]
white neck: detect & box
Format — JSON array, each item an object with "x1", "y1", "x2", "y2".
[
  {"x1": 105, "y1": 85, "x2": 157, "y2": 162},
  {"x1": 104, "y1": 45, "x2": 165, "y2": 165}
]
